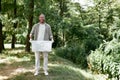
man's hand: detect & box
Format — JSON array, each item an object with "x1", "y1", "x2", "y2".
[
  {"x1": 51, "y1": 39, "x2": 54, "y2": 43},
  {"x1": 29, "y1": 34, "x2": 32, "y2": 39},
  {"x1": 29, "y1": 34, "x2": 32, "y2": 42}
]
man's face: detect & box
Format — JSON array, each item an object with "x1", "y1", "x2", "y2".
[{"x1": 39, "y1": 15, "x2": 45, "y2": 23}]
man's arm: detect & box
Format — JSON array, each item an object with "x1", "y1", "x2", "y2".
[
  {"x1": 29, "y1": 24, "x2": 36, "y2": 40},
  {"x1": 29, "y1": 34, "x2": 32, "y2": 40},
  {"x1": 49, "y1": 25, "x2": 54, "y2": 43}
]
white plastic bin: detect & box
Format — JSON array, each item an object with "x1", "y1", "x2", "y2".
[{"x1": 30, "y1": 40, "x2": 52, "y2": 52}]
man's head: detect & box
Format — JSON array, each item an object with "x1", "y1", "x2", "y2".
[{"x1": 39, "y1": 14, "x2": 45, "y2": 23}]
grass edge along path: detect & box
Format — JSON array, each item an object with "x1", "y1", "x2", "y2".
[{"x1": 0, "y1": 48, "x2": 107, "y2": 80}]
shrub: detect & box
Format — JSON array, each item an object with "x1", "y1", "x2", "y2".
[
  {"x1": 55, "y1": 43, "x2": 88, "y2": 68},
  {"x1": 88, "y1": 39, "x2": 120, "y2": 79}
]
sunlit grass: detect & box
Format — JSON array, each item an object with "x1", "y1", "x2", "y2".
[
  {"x1": 0, "y1": 51, "x2": 31, "y2": 65},
  {"x1": 4, "y1": 44, "x2": 25, "y2": 49},
  {"x1": 0, "y1": 48, "x2": 107, "y2": 80}
]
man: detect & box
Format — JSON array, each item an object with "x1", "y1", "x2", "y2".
[{"x1": 29, "y1": 14, "x2": 54, "y2": 76}]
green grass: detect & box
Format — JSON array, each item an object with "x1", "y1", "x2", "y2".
[{"x1": 0, "y1": 49, "x2": 106, "y2": 80}]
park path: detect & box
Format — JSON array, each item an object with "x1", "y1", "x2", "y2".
[{"x1": 0, "y1": 47, "x2": 107, "y2": 80}]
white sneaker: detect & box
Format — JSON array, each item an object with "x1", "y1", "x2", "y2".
[
  {"x1": 44, "y1": 71, "x2": 48, "y2": 76},
  {"x1": 34, "y1": 71, "x2": 39, "y2": 76}
]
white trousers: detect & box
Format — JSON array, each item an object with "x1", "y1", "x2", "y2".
[{"x1": 35, "y1": 52, "x2": 48, "y2": 72}]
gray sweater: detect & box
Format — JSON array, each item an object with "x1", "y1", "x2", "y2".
[{"x1": 30, "y1": 23, "x2": 53, "y2": 41}]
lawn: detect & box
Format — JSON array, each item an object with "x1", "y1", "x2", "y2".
[{"x1": 0, "y1": 48, "x2": 106, "y2": 80}]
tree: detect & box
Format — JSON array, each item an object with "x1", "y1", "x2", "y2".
[
  {"x1": 56, "y1": 0, "x2": 69, "y2": 46},
  {"x1": 11, "y1": 0, "x2": 17, "y2": 48},
  {"x1": 0, "y1": 0, "x2": 4, "y2": 53},
  {"x1": 25, "y1": 0, "x2": 34, "y2": 52}
]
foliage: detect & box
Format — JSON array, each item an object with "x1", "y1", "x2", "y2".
[
  {"x1": 88, "y1": 39, "x2": 120, "y2": 79},
  {"x1": 55, "y1": 43, "x2": 87, "y2": 68},
  {"x1": 2, "y1": 0, "x2": 27, "y2": 44},
  {"x1": 55, "y1": 21, "x2": 102, "y2": 68},
  {"x1": 87, "y1": 1, "x2": 120, "y2": 79}
]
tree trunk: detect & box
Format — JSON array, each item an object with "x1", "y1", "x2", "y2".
[
  {"x1": 2, "y1": 39, "x2": 4, "y2": 49},
  {"x1": 0, "y1": 0, "x2": 3, "y2": 53},
  {"x1": 98, "y1": 14, "x2": 101, "y2": 30},
  {"x1": 59, "y1": 0, "x2": 65, "y2": 46},
  {"x1": 59, "y1": 0, "x2": 64, "y2": 17},
  {"x1": 11, "y1": 0, "x2": 17, "y2": 49},
  {"x1": 25, "y1": 0, "x2": 34, "y2": 52},
  {"x1": 0, "y1": 21, "x2": 2, "y2": 53}
]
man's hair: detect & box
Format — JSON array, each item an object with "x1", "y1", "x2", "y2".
[{"x1": 39, "y1": 13, "x2": 45, "y2": 18}]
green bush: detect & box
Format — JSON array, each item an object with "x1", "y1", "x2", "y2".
[
  {"x1": 55, "y1": 24, "x2": 103, "y2": 68},
  {"x1": 88, "y1": 39, "x2": 120, "y2": 79},
  {"x1": 55, "y1": 43, "x2": 88, "y2": 68}
]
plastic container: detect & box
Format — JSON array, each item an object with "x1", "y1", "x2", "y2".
[{"x1": 30, "y1": 40, "x2": 52, "y2": 52}]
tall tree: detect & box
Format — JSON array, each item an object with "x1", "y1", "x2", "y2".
[
  {"x1": 59, "y1": 0, "x2": 65, "y2": 46},
  {"x1": 11, "y1": 0, "x2": 17, "y2": 48},
  {"x1": 0, "y1": 0, "x2": 4, "y2": 53},
  {"x1": 25, "y1": 0, "x2": 34, "y2": 52},
  {"x1": 58, "y1": 0, "x2": 68, "y2": 46}
]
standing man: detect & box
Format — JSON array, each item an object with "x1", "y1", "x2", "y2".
[{"x1": 29, "y1": 14, "x2": 54, "y2": 76}]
